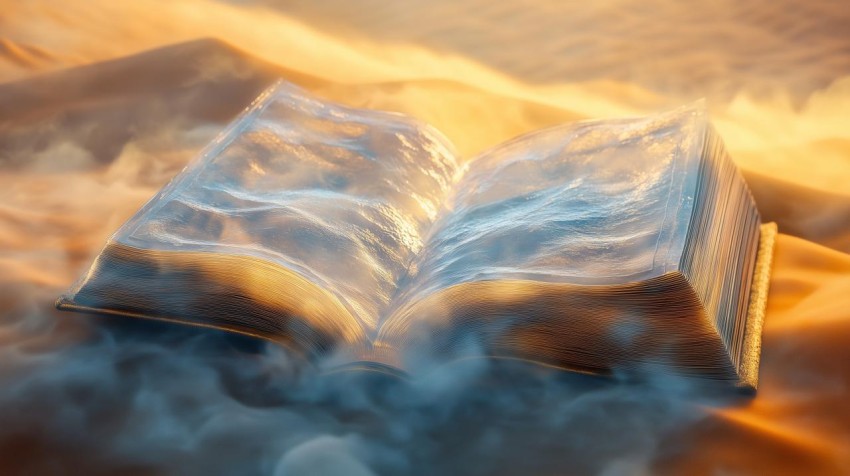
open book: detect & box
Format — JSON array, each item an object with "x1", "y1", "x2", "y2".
[{"x1": 57, "y1": 81, "x2": 775, "y2": 390}]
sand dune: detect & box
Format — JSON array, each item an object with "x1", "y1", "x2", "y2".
[
  {"x1": 0, "y1": 37, "x2": 55, "y2": 70},
  {"x1": 0, "y1": 38, "x2": 325, "y2": 123},
  {"x1": 743, "y1": 171, "x2": 850, "y2": 252},
  {"x1": 270, "y1": 0, "x2": 850, "y2": 103},
  {"x1": 0, "y1": 39, "x2": 311, "y2": 169}
]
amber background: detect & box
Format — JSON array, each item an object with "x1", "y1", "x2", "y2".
[{"x1": 1, "y1": 1, "x2": 849, "y2": 474}]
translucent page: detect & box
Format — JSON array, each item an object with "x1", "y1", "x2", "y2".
[
  {"x1": 391, "y1": 103, "x2": 705, "y2": 307},
  {"x1": 113, "y1": 81, "x2": 459, "y2": 332}
]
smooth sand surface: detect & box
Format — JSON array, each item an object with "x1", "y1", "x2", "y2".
[{"x1": 1, "y1": 2, "x2": 849, "y2": 473}]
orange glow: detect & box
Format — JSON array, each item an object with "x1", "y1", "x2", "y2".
[{"x1": 1, "y1": 0, "x2": 849, "y2": 473}]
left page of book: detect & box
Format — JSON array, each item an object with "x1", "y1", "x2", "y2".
[{"x1": 58, "y1": 81, "x2": 460, "y2": 359}]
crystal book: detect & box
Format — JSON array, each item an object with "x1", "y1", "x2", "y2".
[{"x1": 57, "y1": 81, "x2": 776, "y2": 390}]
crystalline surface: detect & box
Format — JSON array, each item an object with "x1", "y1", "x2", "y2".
[
  {"x1": 114, "y1": 82, "x2": 459, "y2": 330},
  {"x1": 398, "y1": 104, "x2": 705, "y2": 301}
]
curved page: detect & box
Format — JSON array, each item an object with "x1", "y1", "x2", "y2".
[
  {"x1": 381, "y1": 103, "x2": 707, "y2": 341},
  {"x1": 61, "y1": 81, "x2": 459, "y2": 344}
]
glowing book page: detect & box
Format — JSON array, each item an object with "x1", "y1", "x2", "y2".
[
  {"x1": 388, "y1": 104, "x2": 706, "y2": 310},
  {"x1": 110, "y1": 81, "x2": 459, "y2": 333},
  {"x1": 373, "y1": 104, "x2": 734, "y2": 373}
]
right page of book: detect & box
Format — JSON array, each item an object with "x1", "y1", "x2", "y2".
[
  {"x1": 388, "y1": 103, "x2": 705, "y2": 306},
  {"x1": 375, "y1": 104, "x2": 718, "y2": 368}
]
